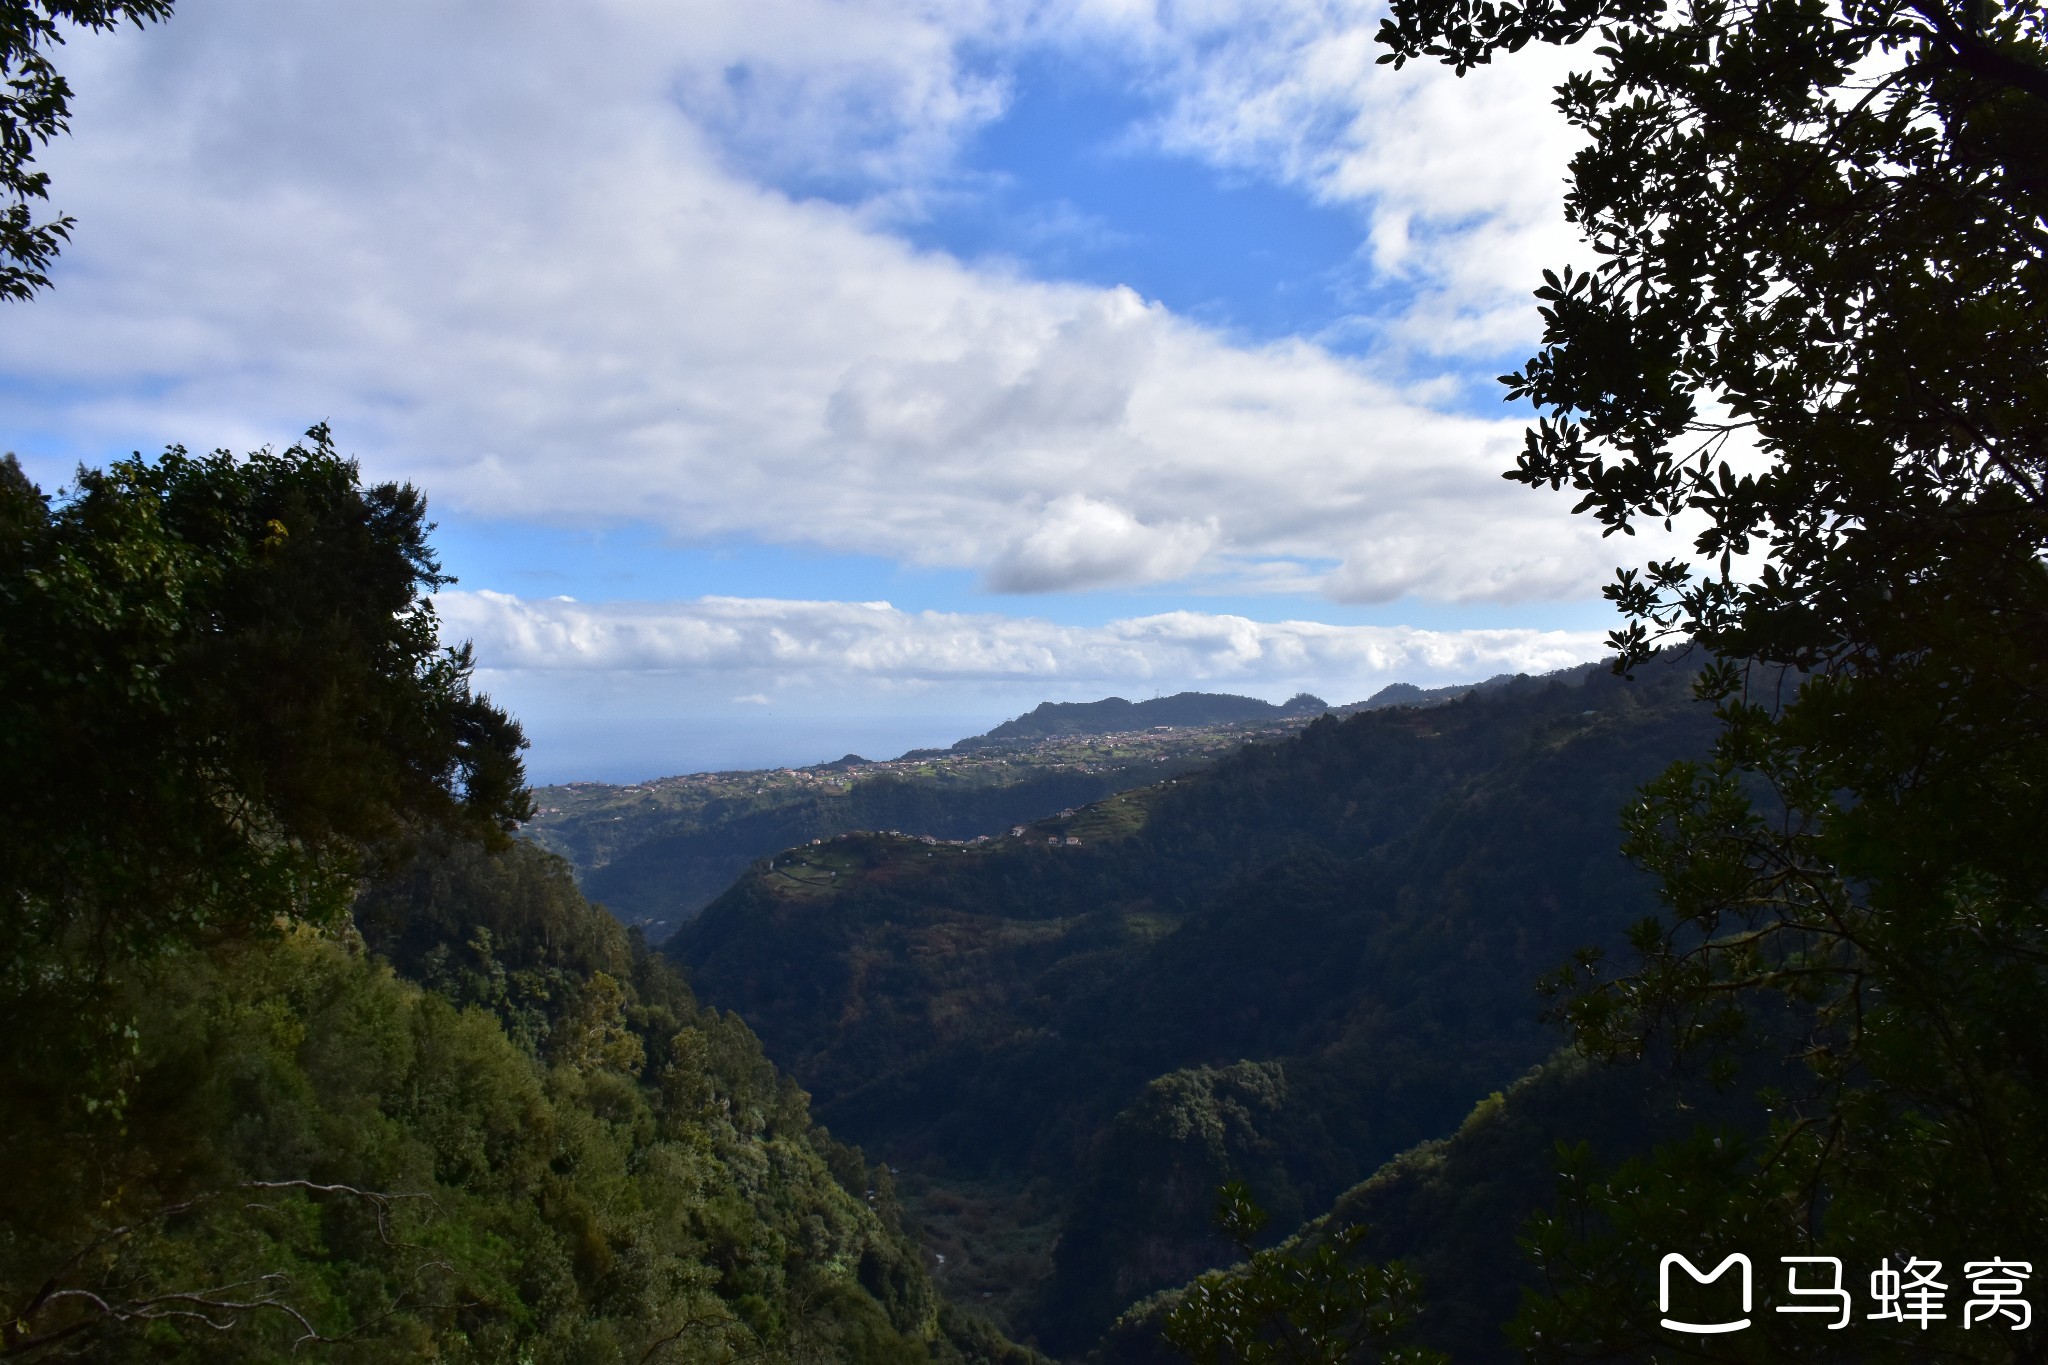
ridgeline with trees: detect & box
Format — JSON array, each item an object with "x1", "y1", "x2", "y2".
[{"x1": 519, "y1": 684, "x2": 1539, "y2": 943}]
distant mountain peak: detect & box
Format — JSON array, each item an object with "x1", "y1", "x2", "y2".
[
  {"x1": 960, "y1": 690, "x2": 1330, "y2": 749},
  {"x1": 1361, "y1": 681, "x2": 1430, "y2": 708}
]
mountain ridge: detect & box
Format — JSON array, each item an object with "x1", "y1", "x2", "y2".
[
  {"x1": 521, "y1": 674, "x2": 1593, "y2": 938},
  {"x1": 949, "y1": 691, "x2": 1330, "y2": 750}
]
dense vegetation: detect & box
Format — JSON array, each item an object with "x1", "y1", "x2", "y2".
[
  {"x1": 0, "y1": 441, "x2": 1022, "y2": 1362},
  {"x1": 4, "y1": 842, "x2": 1022, "y2": 1361},
  {"x1": 1096, "y1": 1040, "x2": 1787, "y2": 1365},
  {"x1": 1365, "y1": 0, "x2": 2048, "y2": 1354},
  {"x1": 670, "y1": 659, "x2": 1718, "y2": 1353}
]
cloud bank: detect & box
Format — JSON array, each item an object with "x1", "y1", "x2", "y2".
[
  {"x1": 0, "y1": 0, "x2": 1631, "y2": 607},
  {"x1": 439, "y1": 590, "x2": 1608, "y2": 690}
]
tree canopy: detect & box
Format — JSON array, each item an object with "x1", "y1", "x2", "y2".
[
  {"x1": 1, "y1": 0, "x2": 174, "y2": 300},
  {"x1": 1371, "y1": 0, "x2": 2048, "y2": 1356},
  {"x1": 0, "y1": 426, "x2": 530, "y2": 985},
  {"x1": 1379, "y1": 0, "x2": 2046, "y2": 681},
  {"x1": 0, "y1": 428, "x2": 1043, "y2": 1359}
]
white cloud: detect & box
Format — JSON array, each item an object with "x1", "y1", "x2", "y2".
[
  {"x1": 0, "y1": 0, "x2": 1640, "y2": 608},
  {"x1": 439, "y1": 589, "x2": 1607, "y2": 691},
  {"x1": 986, "y1": 495, "x2": 1218, "y2": 592},
  {"x1": 660, "y1": 0, "x2": 1016, "y2": 190},
  {"x1": 1052, "y1": 0, "x2": 1591, "y2": 355}
]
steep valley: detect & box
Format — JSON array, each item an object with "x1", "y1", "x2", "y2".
[{"x1": 663, "y1": 660, "x2": 1716, "y2": 1355}]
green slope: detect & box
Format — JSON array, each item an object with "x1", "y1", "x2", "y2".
[
  {"x1": 1096, "y1": 1046, "x2": 1775, "y2": 1365},
  {"x1": 3, "y1": 837, "x2": 1039, "y2": 1363}
]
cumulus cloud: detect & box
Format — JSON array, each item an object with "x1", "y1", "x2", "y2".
[
  {"x1": 438, "y1": 589, "x2": 1608, "y2": 691},
  {"x1": 1050, "y1": 0, "x2": 1592, "y2": 355},
  {"x1": 985, "y1": 495, "x2": 1218, "y2": 592},
  {"x1": 0, "y1": 0, "x2": 1641, "y2": 607}
]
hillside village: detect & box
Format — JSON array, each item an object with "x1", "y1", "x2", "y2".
[{"x1": 523, "y1": 709, "x2": 1330, "y2": 840}]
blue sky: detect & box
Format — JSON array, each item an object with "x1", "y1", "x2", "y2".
[
  {"x1": 2, "y1": 0, "x2": 1645, "y2": 780},
  {"x1": 885, "y1": 51, "x2": 1382, "y2": 351}
]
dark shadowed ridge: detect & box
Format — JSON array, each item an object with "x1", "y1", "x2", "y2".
[{"x1": 1341, "y1": 662, "x2": 1600, "y2": 715}]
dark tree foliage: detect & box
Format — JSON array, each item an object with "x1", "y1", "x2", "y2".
[
  {"x1": 1380, "y1": 0, "x2": 2047, "y2": 672},
  {"x1": 1378, "y1": 0, "x2": 2048, "y2": 1356},
  {"x1": 0, "y1": 428, "x2": 529, "y2": 977},
  {"x1": 1378, "y1": 0, "x2": 2048, "y2": 725},
  {"x1": 1, "y1": 0, "x2": 174, "y2": 300},
  {"x1": 0, "y1": 427, "x2": 531, "y2": 1152},
  {"x1": 1162, "y1": 1183, "x2": 1444, "y2": 1365},
  {"x1": 1103, "y1": 1055, "x2": 1749, "y2": 1365}
]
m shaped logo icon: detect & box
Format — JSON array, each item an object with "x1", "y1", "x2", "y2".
[{"x1": 1661, "y1": 1254, "x2": 1752, "y2": 1334}]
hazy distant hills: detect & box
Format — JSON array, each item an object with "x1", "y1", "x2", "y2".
[
  {"x1": 532, "y1": 766, "x2": 1166, "y2": 940},
  {"x1": 521, "y1": 679, "x2": 1573, "y2": 939},
  {"x1": 523, "y1": 690, "x2": 1349, "y2": 937},
  {"x1": 666, "y1": 657, "x2": 1712, "y2": 1355}
]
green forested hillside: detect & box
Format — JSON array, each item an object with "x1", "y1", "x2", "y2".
[
  {"x1": 669, "y1": 659, "x2": 1717, "y2": 1353},
  {"x1": 542, "y1": 767, "x2": 1193, "y2": 940},
  {"x1": 521, "y1": 682, "x2": 1561, "y2": 943},
  {"x1": 4, "y1": 838, "x2": 1031, "y2": 1361},
  {"x1": 1097, "y1": 1043, "x2": 1779, "y2": 1365}
]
